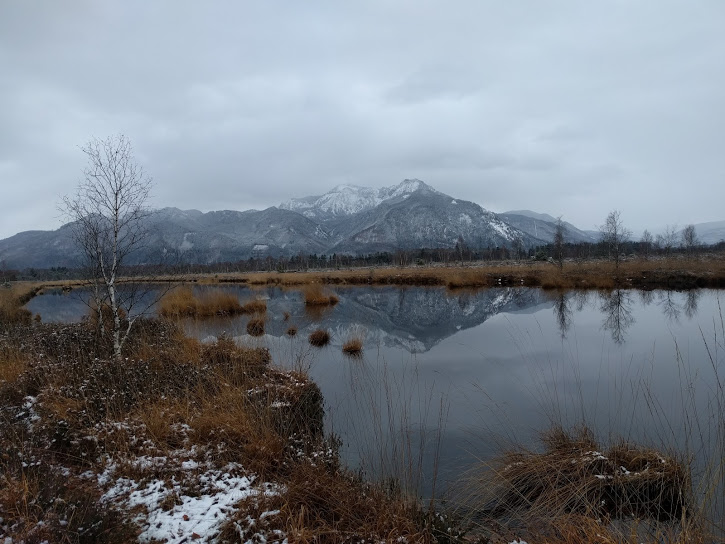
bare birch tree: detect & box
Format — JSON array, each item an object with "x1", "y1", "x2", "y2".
[
  {"x1": 599, "y1": 210, "x2": 631, "y2": 269},
  {"x1": 657, "y1": 224, "x2": 679, "y2": 256},
  {"x1": 681, "y1": 224, "x2": 698, "y2": 254},
  {"x1": 63, "y1": 135, "x2": 152, "y2": 361}
]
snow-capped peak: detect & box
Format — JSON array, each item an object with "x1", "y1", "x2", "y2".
[{"x1": 280, "y1": 179, "x2": 437, "y2": 219}]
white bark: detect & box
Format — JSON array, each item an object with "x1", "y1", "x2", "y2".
[{"x1": 63, "y1": 135, "x2": 152, "y2": 362}]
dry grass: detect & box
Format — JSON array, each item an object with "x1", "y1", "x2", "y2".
[
  {"x1": 219, "y1": 460, "x2": 447, "y2": 543},
  {"x1": 0, "y1": 283, "x2": 40, "y2": 325},
  {"x1": 342, "y1": 336, "x2": 363, "y2": 356},
  {"x1": 308, "y1": 328, "x2": 330, "y2": 347},
  {"x1": 196, "y1": 255, "x2": 725, "y2": 290},
  {"x1": 286, "y1": 325, "x2": 298, "y2": 336},
  {"x1": 241, "y1": 298, "x2": 267, "y2": 314},
  {"x1": 246, "y1": 316, "x2": 265, "y2": 336},
  {"x1": 0, "y1": 319, "x2": 336, "y2": 541},
  {"x1": 465, "y1": 426, "x2": 702, "y2": 542},
  {"x1": 158, "y1": 285, "x2": 266, "y2": 318},
  {"x1": 0, "y1": 343, "x2": 29, "y2": 386},
  {"x1": 303, "y1": 284, "x2": 339, "y2": 306}
]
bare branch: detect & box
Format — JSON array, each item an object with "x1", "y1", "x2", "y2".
[{"x1": 61, "y1": 134, "x2": 154, "y2": 361}]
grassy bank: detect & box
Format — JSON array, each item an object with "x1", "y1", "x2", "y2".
[
  {"x1": 0, "y1": 316, "x2": 454, "y2": 542},
  {"x1": 200, "y1": 255, "x2": 725, "y2": 291}
]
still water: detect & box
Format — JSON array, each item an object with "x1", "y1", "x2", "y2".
[{"x1": 27, "y1": 285, "x2": 725, "y2": 508}]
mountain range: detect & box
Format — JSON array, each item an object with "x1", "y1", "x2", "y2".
[{"x1": 2, "y1": 179, "x2": 720, "y2": 270}]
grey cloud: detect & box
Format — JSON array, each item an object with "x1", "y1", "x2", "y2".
[{"x1": 1, "y1": 1, "x2": 725, "y2": 239}]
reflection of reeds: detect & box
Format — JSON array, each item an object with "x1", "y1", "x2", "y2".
[
  {"x1": 303, "y1": 285, "x2": 339, "y2": 306},
  {"x1": 158, "y1": 286, "x2": 266, "y2": 318},
  {"x1": 308, "y1": 329, "x2": 330, "y2": 347},
  {"x1": 342, "y1": 337, "x2": 363, "y2": 356},
  {"x1": 246, "y1": 317, "x2": 265, "y2": 336},
  {"x1": 241, "y1": 299, "x2": 267, "y2": 314}
]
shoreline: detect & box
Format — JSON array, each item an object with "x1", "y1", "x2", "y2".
[{"x1": 6, "y1": 255, "x2": 725, "y2": 297}]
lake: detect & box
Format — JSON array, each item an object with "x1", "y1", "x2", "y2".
[{"x1": 26, "y1": 284, "x2": 725, "y2": 517}]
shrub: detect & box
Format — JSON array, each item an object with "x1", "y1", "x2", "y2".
[
  {"x1": 342, "y1": 337, "x2": 363, "y2": 356},
  {"x1": 303, "y1": 284, "x2": 339, "y2": 306},
  {"x1": 246, "y1": 317, "x2": 265, "y2": 336},
  {"x1": 308, "y1": 329, "x2": 330, "y2": 347}
]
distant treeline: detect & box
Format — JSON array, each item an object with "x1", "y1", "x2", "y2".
[{"x1": 4, "y1": 239, "x2": 725, "y2": 282}]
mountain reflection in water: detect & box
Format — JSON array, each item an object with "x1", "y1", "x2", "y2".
[{"x1": 23, "y1": 285, "x2": 724, "y2": 522}]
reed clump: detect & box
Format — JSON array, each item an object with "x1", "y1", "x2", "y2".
[
  {"x1": 158, "y1": 285, "x2": 266, "y2": 318},
  {"x1": 286, "y1": 325, "x2": 298, "y2": 336},
  {"x1": 342, "y1": 337, "x2": 363, "y2": 356},
  {"x1": 303, "y1": 284, "x2": 339, "y2": 306},
  {"x1": 241, "y1": 298, "x2": 267, "y2": 314},
  {"x1": 246, "y1": 316, "x2": 265, "y2": 336},
  {"x1": 309, "y1": 328, "x2": 330, "y2": 347},
  {"x1": 467, "y1": 426, "x2": 695, "y2": 541}
]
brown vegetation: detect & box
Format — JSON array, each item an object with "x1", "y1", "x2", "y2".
[
  {"x1": 204, "y1": 255, "x2": 725, "y2": 291},
  {"x1": 303, "y1": 284, "x2": 339, "y2": 306},
  {"x1": 158, "y1": 285, "x2": 266, "y2": 317},
  {"x1": 0, "y1": 315, "x2": 451, "y2": 542},
  {"x1": 308, "y1": 328, "x2": 331, "y2": 347},
  {"x1": 0, "y1": 283, "x2": 38, "y2": 325},
  {"x1": 466, "y1": 426, "x2": 701, "y2": 543},
  {"x1": 0, "y1": 320, "x2": 328, "y2": 541},
  {"x1": 219, "y1": 459, "x2": 451, "y2": 543},
  {"x1": 246, "y1": 316, "x2": 265, "y2": 336},
  {"x1": 342, "y1": 337, "x2": 363, "y2": 356},
  {"x1": 286, "y1": 325, "x2": 298, "y2": 336}
]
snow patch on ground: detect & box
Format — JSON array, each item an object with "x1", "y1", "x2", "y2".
[{"x1": 102, "y1": 463, "x2": 282, "y2": 543}]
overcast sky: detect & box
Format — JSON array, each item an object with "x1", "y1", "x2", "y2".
[{"x1": 1, "y1": 1, "x2": 724, "y2": 240}]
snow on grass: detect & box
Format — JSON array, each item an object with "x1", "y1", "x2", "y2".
[{"x1": 102, "y1": 462, "x2": 283, "y2": 543}]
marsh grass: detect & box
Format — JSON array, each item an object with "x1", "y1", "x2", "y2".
[
  {"x1": 0, "y1": 314, "x2": 447, "y2": 542},
  {"x1": 303, "y1": 284, "x2": 339, "y2": 306},
  {"x1": 0, "y1": 320, "x2": 320, "y2": 539},
  {"x1": 467, "y1": 426, "x2": 691, "y2": 521},
  {"x1": 207, "y1": 256, "x2": 725, "y2": 291},
  {"x1": 286, "y1": 325, "x2": 298, "y2": 336},
  {"x1": 0, "y1": 283, "x2": 39, "y2": 325},
  {"x1": 158, "y1": 285, "x2": 266, "y2": 317},
  {"x1": 219, "y1": 459, "x2": 448, "y2": 544},
  {"x1": 246, "y1": 316, "x2": 265, "y2": 336},
  {"x1": 342, "y1": 336, "x2": 363, "y2": 356},
  {"x1": 309, "y1": 328, "x2": 331, "y2": 347}
]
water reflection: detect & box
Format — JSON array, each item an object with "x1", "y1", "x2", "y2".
[
  {"x1": 23, "y1": 285, "x2": 725, "y2": 524},
  {"x1": 599, "y1": 289, "x2": 635, "y2": 344},
  {"x1": 26, "y1": 285, "x2": 711, "y2": 355},
  {"x1": 552, "y1": 292, "x2": 572, "y2": 339},
  {"x1": 684, "y1": 289, "x2": 701, "y2": 318}
]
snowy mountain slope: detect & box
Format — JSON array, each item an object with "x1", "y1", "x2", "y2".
[
  {"x1": 329, "y1": 188, "x2": 539, "y2": 253},
  {"x1": 280, "y1": 179, "x2": 439, "y2": 220},
  {"x1": 499, "y1": 210, "x2": 596, "y2": 244},
  {"x1": 691, "y1": 220, "x2": 725, "y2": 245}
]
